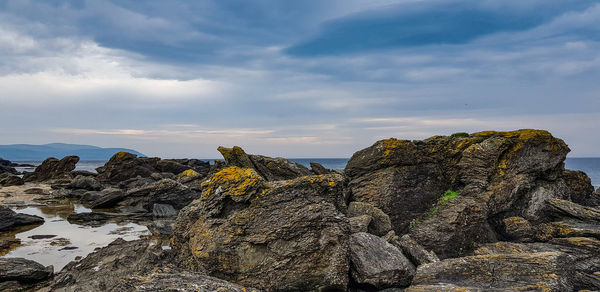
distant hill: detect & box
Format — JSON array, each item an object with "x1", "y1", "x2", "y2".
[{"x1": 0, "y1": 143, "x2": 146, "y2": 161}]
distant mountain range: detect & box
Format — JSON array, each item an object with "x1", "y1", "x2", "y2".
[{"x1": 0, "y1": 143, "x2": 146, "y2": 161}]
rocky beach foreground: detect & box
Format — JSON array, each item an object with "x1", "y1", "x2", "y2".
[{"x1": 1, "y1": 129, "x2": 600, "y2": 291}]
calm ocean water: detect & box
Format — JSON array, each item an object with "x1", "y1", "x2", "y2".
[{"x1": 14, "y1": 158, "x2": 600, "y2": 188}]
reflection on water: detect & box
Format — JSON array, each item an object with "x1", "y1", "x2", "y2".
[{"x1": 2, "y1": 203, "x2": 150, "y2": 271}]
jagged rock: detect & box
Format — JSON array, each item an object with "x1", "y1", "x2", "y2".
[
  {"x1": 410, "y1": 252, "x2": 574, "y2": 291},
  {"x1": 173, "y1": 166, "x2": 349, "y2": 291},
  {"x1": 95, "y1": 152, "x2": 160, "y2": 183},
  {"x1": 0, "y1": 173, "x2": 24, "y2": 186},
  {"x1": 152, "y1": 203, "x2": 177, "y2": 217},
  {"x1": 124, "y1": 178, "x2": 200, "y2": 212},
  {"x1": 52, "y1": 238, "x2": 168, "y2": 291},
  {"x1": 349, "y1": 232, "x2": 415, "y2": 289},
  {"x1": 0, "y1": 257, "x2": 53, "y2": 283},
  {"x1": 348, "y1": 201, "x2": 392, "y2": 236},
  {"x1": 310, "y1": 162, "x2": 331, "y2": 175},
  {"x1": 80, "y1": 191, "x2": 102, "y2": 203},
  {"x1": 217, "y1": 146, "x2": 313, "y2": 181},
  {"x1": 0, "y1": 206, "x2": 44, "y2": 231},
  {"x1": 23, "y1": 156, "x2": 79, "y2": 182},
  {"x1": 71, "y1": 170, "x2": 96, "y2": 177},
  {"x1": 65, "y1": 175, "x2": 102, "y2": 191},
  {"x1": 562, "y1": 170, "x2": 599, "y2": 206},
  {"x1": 474, "y1": 238, "x2": 600, "y2": 290},
  {"x1": 90, "y1": 188, "x2": 127, "y2": 209},
  {"x1": 346, "y1": 130, "x2": 571, "y2": 257},
  {"x1": 384, "y1": 232, "x2": 439, "y2": 267},
  {"x1": 548, "y1": 220, "x2": 600, "y2": 239},
  {"x1": 350, "y1": 215, "x2": 372, "y2": 233}
]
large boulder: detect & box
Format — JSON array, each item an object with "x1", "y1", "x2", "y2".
[
  {"x1": 0, "y1": 206, "x2": 44, "y2": 231},
  {"x1": 0, "y1": 257, "x2": 53, "y2": 283},
  {"x1": 349, "y1": 232, "x2": 415, "y2": 289},
  {"x1": 23, "y1": 156, "x2": 79, "y2": 182},
  {"x1": 408, "y1": 252, "x2": 574, "y2": 291},
  {"x1": 345, "y1": 130, "x2": 573, "y2": 257},
  {"x1": 173, "y1": 166, "x2": 349, "y2": 291},
  {"x1": 217, "y1": 146, "x2": 313, "y2": 181}
]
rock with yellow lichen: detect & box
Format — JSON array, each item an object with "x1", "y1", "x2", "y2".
[
  {"x1": 172, "y1": 169, "x2": 349, "y2": 291},
  {"x1": 344, "y1": 129, "x2": 588, "y2": 258},
  {"x1": 408, "y1": 252, "x2": 574, "y2": 291},
  {"x1": 217, "y1": 146, "x2": 313, "y2": 181}
]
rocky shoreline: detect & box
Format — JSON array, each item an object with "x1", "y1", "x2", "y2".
[{"x1": 1, "y1": 129, "x2": 600, "y2": 291}]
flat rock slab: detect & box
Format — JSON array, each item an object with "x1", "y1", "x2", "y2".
[{"x1": 410, "y1": 252, "x2": 573, "y2": 291}]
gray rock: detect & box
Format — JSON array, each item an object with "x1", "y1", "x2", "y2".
[
  {"x1": 66, "y1": 175, "x2": 102, "y2": 191},
  {"x1": 384, "y1": 232, "x2": 439, "y2": 267},
  {"x1": 0, "y1": 206, "x2": 44, "y2": 231},
  {"x1": 348, "y1": 201, "x2": 392, "y2": 236},
  {"x1": 310, "y1": 161, "x2": 331, "y2": 175},
  {"x1": 349, "y1": 232, "x2": 415, "y2": 289},
  {"x1": 114, "y1": 268, "x2": 260, "y2": 292},
  {"x1": 350, "y1": 215, "x2": 372, "y2": 233},
  {"x1": 52, "y1": 238, "x2": 167, "y2": 291},
  {"x1": 90, "y1": 188, "x2": 127, "y2": 209},
  {"x1": 0, "y1": 173, "x2": 24, "y2": 186},
  {"x1": 0, "y1": 257, "x2": 53, "y2": 283},
  {"x1": 152, "y1": 203, "x2": 177, "y2": 217}
]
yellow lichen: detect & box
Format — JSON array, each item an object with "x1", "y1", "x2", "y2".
[
  {"x1": 381, "y1": 138, "x2": 411, "y2": 157},
  {"x1": 201, "y1": 166, "x2": 263, "y2": 198},
  {"x1": 178, "y1": 169, "x2": 199, "y2": 178},
  {"x1": 114, "y1": 151, "x2": 129, "y2": 160}
]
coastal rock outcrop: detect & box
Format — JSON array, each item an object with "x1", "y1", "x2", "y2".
[
  {"x1": 217, "y1": 146, "x2": 313, "y2": 181},
  {"x1": 345, "y1": 129, "x2": 582, "y2": 257},
  {"x1": 23, "y1": 155, "x2": 79, "y2": 182},
  {"x1": 95, "y1": 152, "x2": 209, "y2": 184},
  {"x1": 173, "y1": 166, "x2": 349, "y2": 291}
]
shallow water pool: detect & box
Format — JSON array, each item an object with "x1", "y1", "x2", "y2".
[{"x1": 2, "y1": 203, "x2": 150, "y2": 271}]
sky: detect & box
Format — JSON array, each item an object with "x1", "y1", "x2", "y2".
[{"x1": 1, "y1": 0, "x2": 599, "y2": 158}]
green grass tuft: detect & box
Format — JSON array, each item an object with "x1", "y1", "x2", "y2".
[{"x1": 441, "y1": 190, "x2": 460, "y2": 201}]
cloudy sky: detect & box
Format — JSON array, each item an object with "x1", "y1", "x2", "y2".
[{"x1": 1, "y1": 0, "x2": 599, "y2": 158}]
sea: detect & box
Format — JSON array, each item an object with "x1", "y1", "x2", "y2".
[{"x1": 13, "y1": 158, "x2": 600, "y2": 189}]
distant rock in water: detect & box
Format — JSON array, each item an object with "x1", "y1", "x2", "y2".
[
  {"x1": 23, "y1": 155, "x2": 79, "y2": 183},
  {"x1": 0, "y1": 143, "x2": 145, "y2": 160}
]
